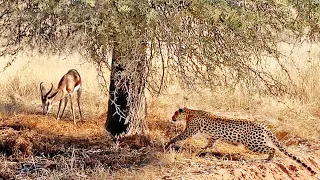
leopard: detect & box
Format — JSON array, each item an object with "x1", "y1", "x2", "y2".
[{"x1": 165, "y1": 107, "x2": 316, "y2": 175}]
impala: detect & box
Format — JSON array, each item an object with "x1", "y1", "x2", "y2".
[{"x1": 40, "y1": 69, "x2": 83, "y2": 125}]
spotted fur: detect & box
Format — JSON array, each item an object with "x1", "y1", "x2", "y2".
[{"x1": 165, "y1": 107, "x2": 316, "y2": 175}]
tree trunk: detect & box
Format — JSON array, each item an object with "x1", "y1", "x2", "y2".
[
  {"x1": 106, "y1": 44, "x2": 148, "y2": 138},
  {"x1": 105, "y1": 49, "x2": 129, "y2": 137},
  {"x1": 126, "y1": 50, "x2": 148, "y2": 135}
]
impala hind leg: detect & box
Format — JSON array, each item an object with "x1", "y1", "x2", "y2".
[
  {"x1": 69, "y1": 94, "x2": 76, "y2": 125},
  {"x1": 77, "y1": 87, "x2": 83, "y2": 120}
]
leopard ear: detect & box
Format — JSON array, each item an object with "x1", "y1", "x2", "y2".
[{"x1": 179, "y1": 108, "x2": 183, "y2": 113}]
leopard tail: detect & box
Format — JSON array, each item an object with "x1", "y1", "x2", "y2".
[{"x1": 266, "y1": 130, "x2": 316, "y2": 175}]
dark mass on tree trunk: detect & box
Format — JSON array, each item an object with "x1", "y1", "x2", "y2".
[{"x1": 105, "y1": 49, "x2": 129, "y2": 137}]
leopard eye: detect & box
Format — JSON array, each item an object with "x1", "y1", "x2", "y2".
[{"x1": 179, "y1": 108, "x2": 183, "y2": 113}]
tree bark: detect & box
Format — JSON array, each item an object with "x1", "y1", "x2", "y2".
[
  {"x1": 106, "y1": 44, "x2": 149, "y2": 138},
  {"x1": 125, "y1": 49, "x2": 148, "y2": 135}
]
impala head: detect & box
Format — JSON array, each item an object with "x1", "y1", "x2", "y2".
[
  {"x1": 172, "y1": 107, "x2": 189, "y2": 122},
  {"x1": 40, "y1": 82, "x2": 55, "y2": 115}
]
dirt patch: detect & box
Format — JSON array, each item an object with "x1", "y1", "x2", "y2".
[
  {"x1": 0, "y1": 113, "x2": 319, "y2": 179},
  {"x1": 0, "y1": 114, "x2": 157, "y2": 178},
  {"x1": 117, "y1": 134, "x2": 152, "y2": 150}
]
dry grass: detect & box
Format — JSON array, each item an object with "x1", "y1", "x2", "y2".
[
  {"x1": 0, "y1": 52, "x2": 108, "y2": 117},
  {"x1": 0, "y1": 43, "x2": 320, "y2": 179}
]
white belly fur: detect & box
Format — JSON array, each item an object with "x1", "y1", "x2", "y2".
[{"x1": 74, "y1": 84, "x2": 81, "y2": 92}]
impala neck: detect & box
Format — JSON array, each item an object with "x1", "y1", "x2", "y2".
[{"x1": 50, "y1": 89, "x2": 64, "y2": 102}]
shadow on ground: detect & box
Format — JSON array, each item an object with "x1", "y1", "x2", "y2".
[{"x1": 0, "y1": 113, "x2": 154, "y2": 179}]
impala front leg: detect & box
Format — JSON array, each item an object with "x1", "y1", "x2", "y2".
[
  {"x1": 56, "y1": 99, "x2": 63, "y2": 120},
  {"x1": 60, "y1": 96, "x2": 68, "y2": 118}
]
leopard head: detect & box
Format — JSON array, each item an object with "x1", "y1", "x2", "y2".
[{"x1": 172, "y1": 107, "x2": 189, "y2": 122}]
